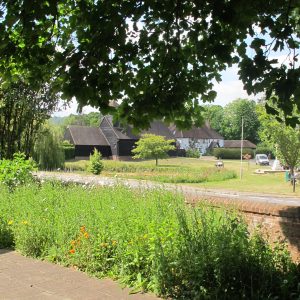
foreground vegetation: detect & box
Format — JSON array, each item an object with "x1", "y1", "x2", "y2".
[{"x1": 0, "y1": 182, "x2": 299, "y2": 299}]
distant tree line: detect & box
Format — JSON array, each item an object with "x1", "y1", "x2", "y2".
[
  {"x1": 52, "y1": 112, "x2": 102, "y2": 129},
  {"x1": 203, "y1": 98, "x2": 261, "y2": 144}
]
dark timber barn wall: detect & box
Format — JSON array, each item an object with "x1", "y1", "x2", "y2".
[
  {"x1": 100, "y1": 116, "x2": 140, "y2": 159},
  {"x1": 64, "y1": 126, "x2": 112, "y2": 158},
  {"x1": 74, "y1": 145, "x2": 112, "y2": 158},
  {"x1": 118, "y1": 139, "x2": 138, "y2": 156}
]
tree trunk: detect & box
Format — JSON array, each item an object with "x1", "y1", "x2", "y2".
[
  {"x1": 290, "y1": 167, "x2": 296, "y2": 192},
  {"x1": 155, "y1": 157, "x2": 158, "y2": 166}
]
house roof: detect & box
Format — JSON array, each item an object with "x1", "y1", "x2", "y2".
[
  {"x1": 141, "y1": 121, "x2": 174, "y2": 139},
  {"x1": 170, "y1": 124, "x2": 223, "y2": 140},
  {"x1": 67, "y1": 126, "x2": 109, "y2": 146},
  {"x1": 102, "y1": 115, "x2": 138, "y2": 140},
  {"x1": 103, "y1": 117, "x2": 174, "y2": 140},
  {"x1": 224, "y1": 140, "x2": 257, "y2": 148},
  {"x1": 101, "y1": 116, "x2": 223, "y2": 142}
]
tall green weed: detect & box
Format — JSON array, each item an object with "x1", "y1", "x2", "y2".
[
  {"x1": 1, "y1": 183, "x2": 299, "y2": 299},
  {"x1": 0, "y1": 152, "x2": 36, "y2": 190},
  {"x1": 64, "y1": 160, "x2": 237, "y2": 183}
]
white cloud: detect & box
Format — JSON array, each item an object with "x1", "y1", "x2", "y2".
[
  {"x1": 53, "y1": 98, "x2": 99, "y2": 117},
  {"x1": 211, "y1": 65, "x2": 262, "y2": 106},
  {"x1": 213, "y1": 79, "x2": 253, "y2": 106}
]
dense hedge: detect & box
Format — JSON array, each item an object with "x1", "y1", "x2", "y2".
[
  {"x1": 255, "y1": 145, "x2": 275, "y2": 159},
  {"x1": 213, "y1": 148, "x2": 255, "y2": 159}
]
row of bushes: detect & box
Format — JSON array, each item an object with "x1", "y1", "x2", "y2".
[
  {"x1": 213, "y1": 148, "x2": 255, "y2": 159},
  {"x1": 1, "y1": 182, "x2": 299, "y2": 299}
]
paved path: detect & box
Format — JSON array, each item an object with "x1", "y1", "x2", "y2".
[
  {"x1": 0, "y1": 249, "x2": 159, "y2": 300},
  {"x1": 38, "y1": 172, "x2": 300, "y2": 207}
]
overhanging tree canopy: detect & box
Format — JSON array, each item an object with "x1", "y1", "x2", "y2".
[{"x1": 0, "y1": 1, "x2": 299, "y2": 128}]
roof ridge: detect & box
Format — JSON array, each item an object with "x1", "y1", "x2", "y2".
[
  {"x1": 67, "y1": 127, "x2": 76, "y2": 144},
  {"x1": 103, "y1": 115, "x2": 120, "y2": 138}
]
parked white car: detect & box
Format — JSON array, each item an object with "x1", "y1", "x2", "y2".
[{"x1": 255, "y1": 154, "x2": 270, "y2": 166}]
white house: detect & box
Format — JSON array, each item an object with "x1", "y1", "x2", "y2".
[{"x1": 169, "y1": 123, "x2": 224, "y2": 154}]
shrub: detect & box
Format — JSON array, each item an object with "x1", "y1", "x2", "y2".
[
  {"x1": 61, "y1": 141, "x2": 75, "y2": 160},
  {"x1": 186, "y1": 148, "x2": 201, "y2": 158},
  {"x1": 213, "y1": 148, "x2": 255, "y2": 159},
  {"x1": 0, "y1": 152, "x2": 36, "y2": 191},
  {"x1": 89, "y1": 148, "x2": 103, "y2": 175}
]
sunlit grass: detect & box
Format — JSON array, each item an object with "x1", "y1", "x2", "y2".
[
  {"x1": 65, "y1": 157, "x2": 237, "y2": 184},
  {"x1": 64, "y1": 157, "x2": 298, "y2": 195}
]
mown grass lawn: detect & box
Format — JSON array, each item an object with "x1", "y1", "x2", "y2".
[
  {"x1": 196, "y1": 159, "x2": 298, "y2": 196},
  {"x1": 65, "y1": 157, "x2": 299, "y2": 196}
]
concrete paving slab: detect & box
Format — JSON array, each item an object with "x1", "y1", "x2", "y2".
[{"x1": 0, "y1": 250, "x2": 159, "y2": 300}]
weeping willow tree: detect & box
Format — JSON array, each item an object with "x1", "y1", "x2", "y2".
[{"x1": 33, "y1": 124, "x2": 65, "y2": 170}]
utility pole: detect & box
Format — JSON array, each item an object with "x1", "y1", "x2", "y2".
[{"x1": 240, "y1": 116, "x2": 244, "y2": 180}]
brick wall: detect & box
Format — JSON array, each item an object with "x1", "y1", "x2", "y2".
[{"x1": 185, "y1": 196, "x2": 300, "y2": 262}]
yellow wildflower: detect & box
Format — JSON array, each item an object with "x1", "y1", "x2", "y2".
[
  {"x1": 112, "y1": 240, "x2": 117, "y2": 246},
  {"x1": 21, "y1": 220, "x2": 28, "y2": 225},
  {"x1": 83, "y1": 232, "x2": 89, "y2": 239},
  {"x1": 7, "y1": 220, "x2": 13, "y2": 225}
]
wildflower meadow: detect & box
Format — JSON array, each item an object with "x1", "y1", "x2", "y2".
[{"x1": 0, "y1": 182, "x2": 299, "y2": 299}]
